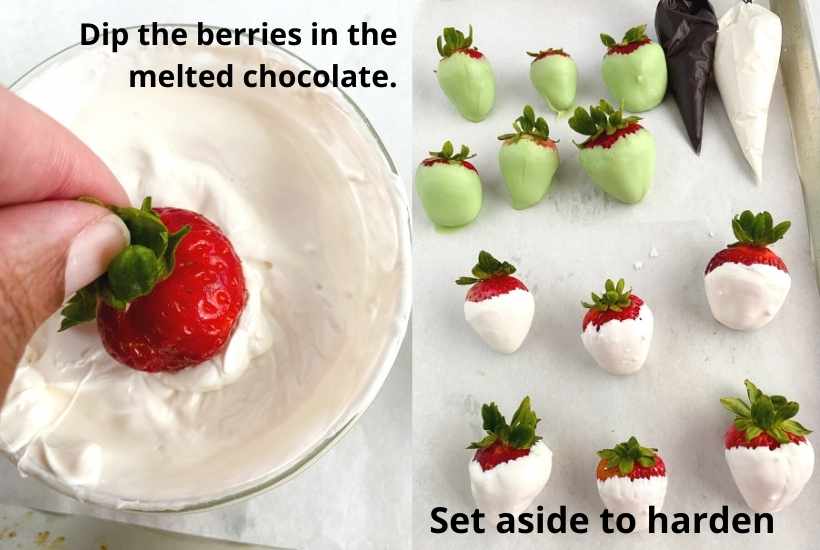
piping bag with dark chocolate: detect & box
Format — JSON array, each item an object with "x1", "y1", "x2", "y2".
[{"x1": 655, "y1": 0, "x2": 718, "y2": 154}]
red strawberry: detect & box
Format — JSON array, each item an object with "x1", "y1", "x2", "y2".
[
  {"x1": 720, "y1": 380, "x2": 814, "y2": 512},
  {"x1": 704, "y1": 211, "x2": 791, "y2": 331},
  {"x1": 456, "y1": 251, "x2": 534, "y2": 353},
  {"x1": 60, "y1": 197, "x2": 247, "y2": 373},
  {"x1": 581, "y1": 278, "x2": 653, "y2": 375},
  {"x1": 596, "y1": 436, "x2": 668, "y2": 532},
  {"x1": 468, "y1": 397, "x2": 553, "y2": 517}
]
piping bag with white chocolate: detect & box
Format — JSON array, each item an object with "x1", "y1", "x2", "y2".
[
  {"x1": 714, "y1": 1, "x2": 782, "y2": 181},
  {"x1": 468, "y1": 397, "x2": 552, "y2": 519}
]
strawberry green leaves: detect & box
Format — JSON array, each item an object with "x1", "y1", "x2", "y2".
[
  {"x1": 730, "y1": 210, "x2": 791, "y2": 248},
  {"x1": 456, "y1": 250, "x2": 516, "y2": 285},
  {"x1": 720, "y1": 380, "x2": 812, "y2": 444},
  {"x1": 600, "y1": 24, "x2": 649, "y2": 50},
  {"x1": 597, "y1": 436, "x2": 658, "y2": 476},
  {"x1": 568, "y1": 100, "x2": 641, "y2": 147},
  {"x1": 428, "y1": 140, "x2": 475, "y2": 163},
  {"x1": 59, "y1": 197, "x2": 191, "y2": 331},
  {"x1": 498, "y1": 105, "x2": 552, "y2": 143},
  {"x1": 468, "y1": 396, "x2": 542, "y2": 450},
  {"x1": 436, "y1": 25, "x2": 474, "y2": 58},
  {"x1": 582, "y1": 278, "x2": 633, "y2": 312}
]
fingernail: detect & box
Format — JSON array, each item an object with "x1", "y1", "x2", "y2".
[{"x1": 64, "y1": 214, "x2": 130, "y2": 297}]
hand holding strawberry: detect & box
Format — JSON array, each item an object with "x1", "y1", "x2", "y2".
[
  {"x1": 436, "y1": 25, "x2": 495, "y2": 122},
  {"x1": 704, "y1": 211, "x2": 791, "y2": 331},
  {"x1": 596, "y1": 436, "x2": 668, "y2": 532},
  {"x1": 61, "y1": 197, "x2": 247, "y2": 373},
  {"x1": 468, "y1": 397, "x2": 553, "y2": 518},
  {"x1": 497, "y1": 105, "x2": 560, "y2": 210},
  {"x1": 415, "y1": 141, "x2": 482, "y2": 227},
  {"x1": 569, "y1": 100, "x2": 655, "y2": 204},
  {"x1": 456, "y1": 251, "x2": 534, "y2": 354},
  {"x1": 721, "y1": 380, "x2": 814, "y2": 513}
]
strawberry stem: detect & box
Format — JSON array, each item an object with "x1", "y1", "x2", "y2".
[
  {"x1": 568, "y1": 100, "x2": 641, "y2": 148},
  {"x1": 729, "y1": 211, "x2": 790, "y2": 248},
  {"x1": 597, "y1": 436, "x2": 658, "y2": 476},
  {"x1": 59, "y1": 196, "x2": 191, "y2": 331},
  {"x1": 467, "y1": 396, "x2": 542, "y2": 450},
  {"x1": 436, "y1": 25, "x2": 474, "y2": 58},
  {"x1": 455, "y1": 250, "x2": 516, "y2": 285},
  {"x1": 498, "y1": 105, "x2": 553, "y2": 143},
  {"x1": 582, "y1": 278, "x2": 632, "y2": 312},
  {"x1": 600, "y1": 24, "x2": 649, "y2": 50},
  {"x1": 428, "y1": 140, "x2": 475, "y2": 163},
  {"x1": 720, "y1": 380, "x2": 811, "y2": 444}
]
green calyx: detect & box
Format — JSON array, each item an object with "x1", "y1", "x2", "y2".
[
  {"x1": 597, "y1": 436, "x2": 658, "y2": 475},
  {"x1": 600, "y1": 24, "x2": 649, "y2": 50},
  {"x1": 720, "y1": 380, "x2": 811, "y2": 444},
  {"x1": 59, "y1": 196, "x2": 191, "y2": 331},
  {"x1": 730, "y1": 210, "x2": 791, "y2": 248},
  {"x1": 568, "y1": 99, "x2": 641, "y2": 148},
  {"x1": 468, "y1": 396, "x2": 542, "y2": 450},
  {"x1": 436, "y1": 25, "x2": 474, "y2": 58},
  {"x1": 428, "y1": 140, "x2": 475, "y2": 163},
  {"x1": 455, "y1": 250, "x2": 516, "y2": 285},
  {"x1": 582, "y1": 278, "x2": 632, "y2": 312},
  {"x1": 526, "y1": 48, "x2": 568, "y2": 60},
  {"x1": 498, "y1": 105, "x2": 553, "y2": 143}
]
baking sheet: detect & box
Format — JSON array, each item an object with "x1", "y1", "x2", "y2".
[{"x1": 412, "y1": 0, "x2": 820, "y2": 548}]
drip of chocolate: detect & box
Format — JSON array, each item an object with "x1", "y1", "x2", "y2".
[{"x1": 655, "y1": 0, "x2": 718, "y2": 153}]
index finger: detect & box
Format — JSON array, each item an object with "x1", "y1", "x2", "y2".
[{"x1": 0, "y1": 86, "x2": 130, "y2": 207}]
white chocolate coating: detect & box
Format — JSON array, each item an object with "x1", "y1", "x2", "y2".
[
  {"x1": 468, "y1": 440, "x2": 552, "y2": 520},
  {"x1": 704, "y1": 262, "x2": 790, "y2": 330},
  {"x1": 464, "y1": 289, "x2": 534, "y2": 354},
  {"x1": 725, "y1": 441, "x2": 814, "y2": 513},
  {"x1": 581, "y1": 304, "x2": 653, "y2": 375},
  {"x1": 597, "y1": 475, "x2": 667, "y2": 532}
]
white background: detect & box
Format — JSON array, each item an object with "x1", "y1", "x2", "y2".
[
  {"x1": 0, "y1": 2, "x2": 411, "y2": 549},
  {"x1": 413, "y1": 0, "x2": 820, "y2": 549}
]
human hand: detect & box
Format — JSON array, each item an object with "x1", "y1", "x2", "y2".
[{"x1": 0, "y1": 86, "x2": 130, "y2": 403}]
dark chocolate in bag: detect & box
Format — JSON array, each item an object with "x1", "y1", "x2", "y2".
[{"x1": 655, "y1": 0, "x2": 718, "y2": 153}]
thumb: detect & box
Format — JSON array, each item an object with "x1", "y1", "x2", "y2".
[{"x1": 0, "y1": 200, "x2": 129, "y2": 400}]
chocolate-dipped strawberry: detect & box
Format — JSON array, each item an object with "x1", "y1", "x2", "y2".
[
  {"x1": 704, "y1": 211, "x2": 791, "y2": 331},
  {"x1": 600, "y1": 24, "x2": 668, "y2": 113},
  {"x1": 456, "y1": 251, "x2": 534, "y2": 354},
  {"x1": 468, "y1": 397, "x2": 553, "y2": 518},
  {"x1": 415, "y1": 141, "x2": 482, "y2": 227},
  {"x1": 596, "y1": 436, "x2": 668, "y2": 532},
  {"x1": 714, "y1": 2, "x2": 782, "y2": 181},
  {"x1": 436, "y1": 25, "x2": 495, "y2": 122},
  {"x1": 655, "y1": 0, "x2": 718, "y2": 153},
  {"x1": 581, "y1": 278, "x2": 653, "y2": 375},
  {"x1": 568, "y1": 100, "x2": 656, "y2": 204},
  {"x1": 528, "y1": 48, "x2": 577, "y2": 114},
  {"x1": 498, "y1": 105, "x2": 560, "y2": 210},
  {"x1": 721, "y1": 380, "x2": 814, "y2": 513}
]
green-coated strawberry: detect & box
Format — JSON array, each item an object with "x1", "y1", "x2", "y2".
[
  {"x1": 569, "y1": 100, "x2": 655, "y2": 204},
  {"x1": 436, "y1": 26, "x2": 495, "y2": 122},
  {"x1": 416, "y1": 141, "x2": 482, "y2": 227},
  {"x1": 497, "y1": 105, "x2": 560, "y2": 210},
  {"x1": 528, "y1": 49, "x2": 577, "y2": 114},
  {"x1": 601, "y1": 24, "x2": 668, "y2": 113}
]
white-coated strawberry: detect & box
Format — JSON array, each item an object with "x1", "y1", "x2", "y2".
[
  {"x1": 721, "y1": 380, "x2": 814, "y2": 513},
  {"x1": 705, "y1": 211, "x2": 791, "y2": 331},
  {"x1": 468, "y1": 397, "x2": 552, "y2": 519},
  {"x1": 581, "y1": 278, "x2": 653, "y2": 375},
  {"x1": 456, "y1": 251, "x2": 534, "y2": 354}
]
